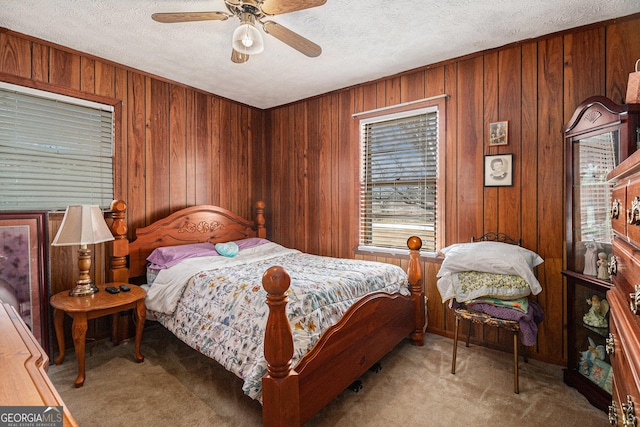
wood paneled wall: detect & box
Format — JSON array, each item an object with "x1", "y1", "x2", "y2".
[{"x1": 263, "y1": 15, "x2": 640, "y2": 365}]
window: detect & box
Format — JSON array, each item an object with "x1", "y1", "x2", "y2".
[
  {"x1": 359, "y1": 101, "x2": 442, "y2": 253},
  {"x1": 574, "y1": 131, "x2": 618, "y2": 243},
  {"x1": 0, "y1": 82, "x2": 114, "y2": 211}
]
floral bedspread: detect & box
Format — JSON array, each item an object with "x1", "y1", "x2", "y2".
[{"x1": 151, "y1": 249, "x2": 410, "y2": 400}]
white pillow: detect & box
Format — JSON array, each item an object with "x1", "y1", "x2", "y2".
[{"x1": 437, "y1": 241, "x2": 544, "y2": 295}]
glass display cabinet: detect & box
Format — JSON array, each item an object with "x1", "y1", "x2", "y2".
[{"x1": 563, "y1": 96, "x2": 640, "y2": 411}]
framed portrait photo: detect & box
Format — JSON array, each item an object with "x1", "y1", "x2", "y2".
[
  {"x1": 484, "y1": 153, "x2": 514, "y2": 187},
  {"x1": 489, "y1": 121, "x2": 509, "y2": 146},
  {"x1": 0, "y1": 212, "x2": 49, "y2": 354}
]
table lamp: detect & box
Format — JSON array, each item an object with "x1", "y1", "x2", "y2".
[{"x1": 51, "y1": 205, "x2": 115, "y2": 296}]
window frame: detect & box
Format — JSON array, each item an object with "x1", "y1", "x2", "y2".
[
  {"x1": 0, "y1": 79, "x2": 121, "y2": 211},
  {"x1": 355, "y1": 97, "x2": 446, "y2": 256}
]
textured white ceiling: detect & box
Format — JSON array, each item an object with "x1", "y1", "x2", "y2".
[{"x1": 1, "y1": 1, "x2": 640, "y2": 109}]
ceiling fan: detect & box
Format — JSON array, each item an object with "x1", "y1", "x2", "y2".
[{"x1": 151, "y1": 0, "x2": 326, "y2": 64}]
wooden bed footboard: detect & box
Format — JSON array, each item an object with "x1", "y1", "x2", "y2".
[{"x1": 261, "y1": 237, "x2": 424, "y2": 426}]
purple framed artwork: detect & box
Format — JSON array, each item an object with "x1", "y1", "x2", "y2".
[{"x1": 0, "y1": 212, "x2": 49, "y2": 354}]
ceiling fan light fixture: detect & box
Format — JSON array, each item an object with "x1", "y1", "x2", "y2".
[{"x1": 232, "y1": 13, "x2": 264, "y2": 55}]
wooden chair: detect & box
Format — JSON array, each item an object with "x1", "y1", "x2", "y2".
[{"x1": 450, "y1": 232, "x2": 528, "y2": 394}]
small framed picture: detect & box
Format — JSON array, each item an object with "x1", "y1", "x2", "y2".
[
  {"x1": 489, "y1": 121, "x2": 508, "y2": 146},
  {"x1": 484, "y1": 153, "x2": 514, "y2": 187}
]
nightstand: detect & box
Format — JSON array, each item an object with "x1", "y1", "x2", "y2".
[{"x1": 50, "y1": 283, "x2": 146, "y2": 387}]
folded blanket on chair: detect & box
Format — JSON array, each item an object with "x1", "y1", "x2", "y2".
[
  {"x1": 463, "y1": 299, "x2": 544, "y2": 346},
  {"x1": 467, "y1": 296, "x2": 529, "y2": 313}
]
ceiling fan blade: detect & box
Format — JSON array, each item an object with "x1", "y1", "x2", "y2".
[
  {"x1": 262, "y1": 21, "x2": 321, "y2": 57},
  {"x1": 261, "y1": 0, "x2": 326, "y2": 15},
  {"x1": 231, "y1": 49, "x2": 250, "y2": 64},
  {"x1": 151, "y1": 12, "x2": 229, "y2": 23}
]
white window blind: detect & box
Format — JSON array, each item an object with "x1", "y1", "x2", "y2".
[
  {"x1": 575, "y1": 131, "x2": 618, "y2": 243},
  {"x1": 359, "y1": 107, "x2": 439, "y2": 251},
  {"x1": 0, "y1": 84, "x2": 114, "y2": 210}
]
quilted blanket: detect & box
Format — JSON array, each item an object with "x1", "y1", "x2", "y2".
[{"x1": 147, "y1": 243, "x2": 410, "y2": 400}]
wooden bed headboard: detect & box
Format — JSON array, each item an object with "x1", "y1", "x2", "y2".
[
  {"x1": 472, "y1": 231, "x2": 521, "y2": 246},
  {"x1": 107, "y1": 200, "x2": 266, "y2": 280}
]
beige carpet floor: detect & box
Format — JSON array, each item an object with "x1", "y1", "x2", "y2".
[{"x1": 48, "y1": 323, "x2": 610, "y2": 426}]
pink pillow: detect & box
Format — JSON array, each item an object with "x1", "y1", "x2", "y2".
[
  {"x1": 235, "y1": 237, "x2": 270, "y2": 250},
  {"x1": 146, "y1": 238, "x2": 270, "y2": 269},
  {"x1": 146, "y1": 242, "x2": 218, "y2": 269}
]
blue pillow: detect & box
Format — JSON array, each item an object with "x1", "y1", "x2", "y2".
[{"x1": 215, "y1": 241, "x2": 239, "y2": 257}]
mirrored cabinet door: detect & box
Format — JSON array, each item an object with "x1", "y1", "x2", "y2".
[{"x1": 565, "y1": 97, "x2": 640, "y2": 277}]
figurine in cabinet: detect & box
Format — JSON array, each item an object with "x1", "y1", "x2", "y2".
[
  {"x1": 596, "y1": 252, "x2": 610, "y2": 281},
  {"x1": 582, "y1": 240, "x2": 599, "y2": 276},
  {"x1": 583, "y1": 295, "x2": 609, "y2": 328}
]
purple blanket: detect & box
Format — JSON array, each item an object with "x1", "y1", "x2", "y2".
[{"x1": 463, "y1": 299, "x2": 544, "y2": 346}]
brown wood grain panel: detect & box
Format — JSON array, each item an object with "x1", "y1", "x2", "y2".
[
  {"x1": 145, "y1": 78, "x2": 170, "y2": 224},
  {"x1": 238, "y1": 105, "x2": 250, "y2": 220},
  {"x1": 483, "y1": 52, "x2": 499, "y2": 234},
  {"x1": 185, "y1": 90, "x2": 196, "y2": 207},
  {"x1": 306, "y1": 98, "x2": 321, "y2": 254},
  {"x1": 520, "y1": 41, "x2": 539, "y2": 252},
  {"x1": 384, "y1": 76, "x2": 401, "y2": 107},
  {"x1": 537, "y1": 36, "x2": 565, "y2": 361},
  {"x1": 269, "y1": 107, "x2": 284, "y2": 244},
  {"x1": 443, "y1": 63, "x2": 458, "y2": 247},
  {"x1": 605, "y1": 19, "x2": 640, "y2": 104},
  {"x1": 563, "y1": 27, "x2": 605, "y2": 119},
  {"x1": 456, "y1": 57, "x2": 485, "y2": 241},
  {"x1": 480, "y1": 46, "x2": 501, "y2": 352},
  {"x1": 125, "y1": 72, "x2": 147, "y2": 234},
  {"x1": 294, "y1": 102, "x2": 308, "y2": 252},
  {"x1": 80, "y1": 56, "x2": 95, "y2": 93},
  {"x1": 337, "y1": 89, "x2": 356, "y2": 258},
  {"x1": 49, "y1": 48, "x2": 80, "y2": 89},
  {"x1": 218, "y1": 99, "x2": 232, "y2": 210},
  {"x1": 330, "y1": 93, "x2": 340, "y2": 255},
  {"x1": 376, "y1": 80, "x2": 386, "y2": 108},
  {"x1": 424, "y1": 260, "x2": 445, "y2": 335},
  {"x1": 30, "y1": 43, "x2": 48, "y2": 83},
  {"x1": 356, "y1": 82, "x2": 377, "y2": 114},
  {"x1": 230, "y1": 103, "x2": 241, "y2": 215},
  {"x1": 279, "y1": 105, "x2": 294, "y2": 248},
  {"x1": 249, "y1": 107, "x2": 264, "y2": 207},
  {"x1": 232, "y1": 103, "x2": 249, "y2": 220},
  {"x1": 194, "y1": 92, "x2": 212, "y2": 206},
  {"x1": 169, "y1": 84, "x2": 187, "y2": 212},
  {"x1": 113, "y1": 67, "x2": 127, "y2": 203},
  {"x1": 536, "y1": 258, "x2": 564, "y2": 364},
  {"x1": 0, "y1": 32, "x2": 31, "y2": 77},
  {"x1": 400, "y1": 70, "x2": 425, "y2": 102},
  {"x1": 210, "y1": 97, "x2": 221, "y2": 207},
  {"x1": 497, "y1": 46, "x2": 522, "y2": 243},
  {"x1": 285, "y1": 103, "x2": 295, "y2": 247},
  {"x1": 95, "y1": 61, "x2": 115, "y2": 98},
  {"x1": 318, "y1": 95, "x2": 333, "y2": 256},
  {"x1": 425, "y1": 66, "x2": 445, "y2": 98}
]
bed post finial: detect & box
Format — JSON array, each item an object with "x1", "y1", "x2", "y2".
[
  {"x1": 262, "y1": 266, "x2": 300, "y2": 427},
  {"x1": 107, "y1": 200, "x2": 128, "y2": 283},
  {"x1": 255, "y1": 201, "x2": 266, "y2": 239},
  {"x1": 407, "y1": 236, "x2": 425, "y2": 346}
]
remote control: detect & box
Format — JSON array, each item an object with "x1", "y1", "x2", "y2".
[
  {"x1": 105, "y1": 286, "x2": 120, "y2": 294},
  {"x1": 119, "y1": 285, "x2": 131, "y2": 292}
]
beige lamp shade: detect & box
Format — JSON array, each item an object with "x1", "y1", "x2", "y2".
[
  {"x1": 51, "y1": 205, "x2": 114, "y2": 296},
  {"x1": 52, "y1": 205, "x2": 114, "y2": 246}
]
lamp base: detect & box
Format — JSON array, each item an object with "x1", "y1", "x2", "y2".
[{"x1": 69, "y1": 282, "x2": 99, "y2": 297}]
